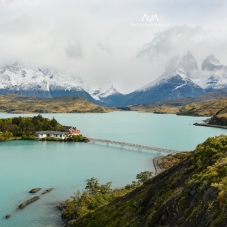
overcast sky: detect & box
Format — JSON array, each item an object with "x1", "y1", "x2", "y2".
[{"x1": 0, "y1": 0, "x2": 227, "y2": 93}]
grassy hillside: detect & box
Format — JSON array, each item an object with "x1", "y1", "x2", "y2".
[
  {"x1": 177, "y1": 98, "x2": 227, "y2": 116},
  {"x1": 123, "y1": 103, "x2": 181, "y2": 114},
  {"x1": 62, "y1": 135, "x2": 227, "y2": 227},
  {"x1": 120, "y1": 90, "x2": 227, "y2": 115},
  {"x1": 0, "y1": 94, "x2": 111, "y2": 113},
  {"x1": 209, "y1": 106, "x2": 227, "y2": 126}
]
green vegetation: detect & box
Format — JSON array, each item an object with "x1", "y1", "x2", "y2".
[
  {"x1": 61, "y1": 171, "x2": 153, "y2": 224},
  {"x1": 62, "y1": 135, "x2": 227, "y2": 227},
  {"x1": 161, "y1": 152, "x2": 190, "y2": 170},
  {"x1": 39, "y1": 135, "x2": 86, "y2": 142},
  {"x1": 0, "y1": 94, "x2": 111, "y2": 113},
  {"x1": 0, "y1": 131, "x2": 14, "y2": 141},
  {"x1": 0, "y1": 115, "x2": 66, "y2": 141}
]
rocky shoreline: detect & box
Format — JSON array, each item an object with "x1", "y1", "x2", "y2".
[
  {"x1": 153, "y1": 156, "x2": 164, "y2": 175},
  {"x1": 194, "y1": 122, "x2": 227, "y2": 129}
]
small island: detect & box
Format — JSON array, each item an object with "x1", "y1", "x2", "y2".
[{"x1": 0, "y1": 114, "x2": 88, "y2": 142}]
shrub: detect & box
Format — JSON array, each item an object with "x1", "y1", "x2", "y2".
[{"x1": 21, "y1": 134, "x2": 36, "y2": 140}]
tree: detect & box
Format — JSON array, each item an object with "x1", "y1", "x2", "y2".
[
  {"x1": 85, "y1": 177, "x2": 100, "y2": 195},
  {"x1": 99, "y1": 182, "x2": 112, "y2": 194},
  {"x1": 136, "y1": 171, "x2": 153, "y2": 183},
  {"x1": 50, "y1": 117, "x2": 58, "y2": 129},
  {"x1": 0, "y1": 131, "x2": 13, "y2": 140}
]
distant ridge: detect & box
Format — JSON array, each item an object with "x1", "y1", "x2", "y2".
[{"x1": 0, "y1": 94, "x2": 111, "y2": 113}]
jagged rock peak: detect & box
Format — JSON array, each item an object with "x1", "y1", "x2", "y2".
[
  {"x1": 178, "y1": 51, "x2": 199, "y2": 75},
  {"x1": 202, "y1": 54, "x2": 224, "y2": 71}
]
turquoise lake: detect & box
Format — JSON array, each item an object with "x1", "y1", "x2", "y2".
[{"x1": 0, "y1": 112, "x2": 226, "y2": 227}]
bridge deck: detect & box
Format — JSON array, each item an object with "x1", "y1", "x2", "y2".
[{"x1": 87, "y1": 137, "x2": 182, "y2": 154}]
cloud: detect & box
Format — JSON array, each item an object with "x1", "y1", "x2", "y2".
[
  {"x1": 0, "y1": 1, "x2": 226, "y2": 93},
  {"x1": 136, "y1": 25, "x2": 205, "y2": 61},
  {"x1": 96, "y1": 42, "x2": 112, "y2": 55},
  {"x1": 65, "y1": 42, "x2": 83, "y2": 60}
]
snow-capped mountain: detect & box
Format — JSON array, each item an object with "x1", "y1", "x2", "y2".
[
  {"x1": 93, "y1": 83, "x2": 119, "y2": 99},
  {"x1": 0, "y1": 62, "x2": 123, "y2": 106},
  {"x1": 188, "y1": 55, "x2": 227, "y2": 92},
  {"x1": 0, "y1": 62, "x2": 96, "y2": 101},
  {"x1": 118, "y1": 52, "x2": 205, "y2": 106},
  {"x1": 85, "y1": 82, "x2": 120, "y2": 101},
  {"x1": 84, "y1": 82, "x2": 124, "y2": 106},
  {"x1": 199, "y1": 55, "x2": 227, "y2": 92}
]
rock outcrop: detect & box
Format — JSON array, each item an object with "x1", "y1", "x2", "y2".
[
  {"x1": 18, "y1": 196, "x2": 40, "y2": 209},
  {"x1": 29, "y1": 188, "x2": 41, "y2": 193},
  {"x1": 42, "y1": 188, "x2": 54, "y2": 195},
  {"x1": 209, "y1": 105, "x2": 227, "y2": 126},
  {"x1": 5, "y1": 214, "x2": 11, "y2": 219}
]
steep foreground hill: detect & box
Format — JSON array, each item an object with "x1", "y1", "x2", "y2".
[
  {"x1": 0, "y1": 94, "x2": 111, "y2": 113},
  {"x1": 63, "y1": 135, "x2": 227, "y2": 227},
  {"x1": 177, "y1": 98, "x2": 227, "y2": 116},
  {"x1": 209, "y1": 106, "x2": 227, "y2": 126}
]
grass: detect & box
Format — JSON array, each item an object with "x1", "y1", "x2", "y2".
[{"x1": 0, "y1": 94, "x2": 111, "y2": 113}]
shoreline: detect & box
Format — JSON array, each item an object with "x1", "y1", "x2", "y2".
[
  {"x1": 194, "y1": 122, "x2": 227, "y2": 130},
  {"x1": 153, "y1": 156, "x2": 164, "y2": 176}
]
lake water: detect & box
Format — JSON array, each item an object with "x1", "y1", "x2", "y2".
[{"x1": 0, "y1": 112, "x2": 226, "y2": 227}]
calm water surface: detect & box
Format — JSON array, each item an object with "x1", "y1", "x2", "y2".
[{"x1": 0, "y1": 112, "x2": 226, "y2": 227}]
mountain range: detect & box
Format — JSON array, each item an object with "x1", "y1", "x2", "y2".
[{"x1": 0, "y1": 52, "x2": 227, "y2": 107}]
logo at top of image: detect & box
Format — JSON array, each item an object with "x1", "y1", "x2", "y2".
[
  {"x1": 141, "y1": 14, "x2": 159, "y2": 22},
  {"x1": 131, "y1": 14, "x2": 168, "y2": 27}
]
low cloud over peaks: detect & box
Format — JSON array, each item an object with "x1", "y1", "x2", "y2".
[
  {"x1": 136, "y1": 25, "x2": 205, "y2": 61},
  {"x1": 65, "y1": 42, "x2": 83, "y2": 60}
]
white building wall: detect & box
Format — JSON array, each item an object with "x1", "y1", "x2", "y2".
[{"x1": 36, "y1": 133, "x2": 67, "y2": 139}]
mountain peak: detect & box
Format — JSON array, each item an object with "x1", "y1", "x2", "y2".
[
  {"x1": 4, "y1": 62, "x2": 27, "y2": 72},
  {"x1": 202, "y1": 55, "x2": 224, "y2": 71},
  {"x1": 88, "y1": 82, "x2": 121, "y2": 100},
  {"x1": 178, "y1": 51, "x2": 199, "y2": 75},
  {"x1": 138, "y1": 52, "x2": 200, "y2": 93}
]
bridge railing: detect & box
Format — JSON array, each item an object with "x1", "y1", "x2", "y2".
[{"x1": 87, "y1": 137, "x2": 181, "y2": 154}]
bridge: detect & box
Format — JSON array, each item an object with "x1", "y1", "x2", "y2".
[{"x1": 87, "y1": 137, "x2": 182, "y2": 154}]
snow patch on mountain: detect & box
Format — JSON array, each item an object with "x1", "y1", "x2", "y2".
[{"x1": 87, "y1": 82, "x2": 121, "y2": 101}]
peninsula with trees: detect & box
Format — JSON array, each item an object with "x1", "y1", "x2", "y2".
[{"x1": 0, "y1": 114, "x2": 88, "y2": 142}]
